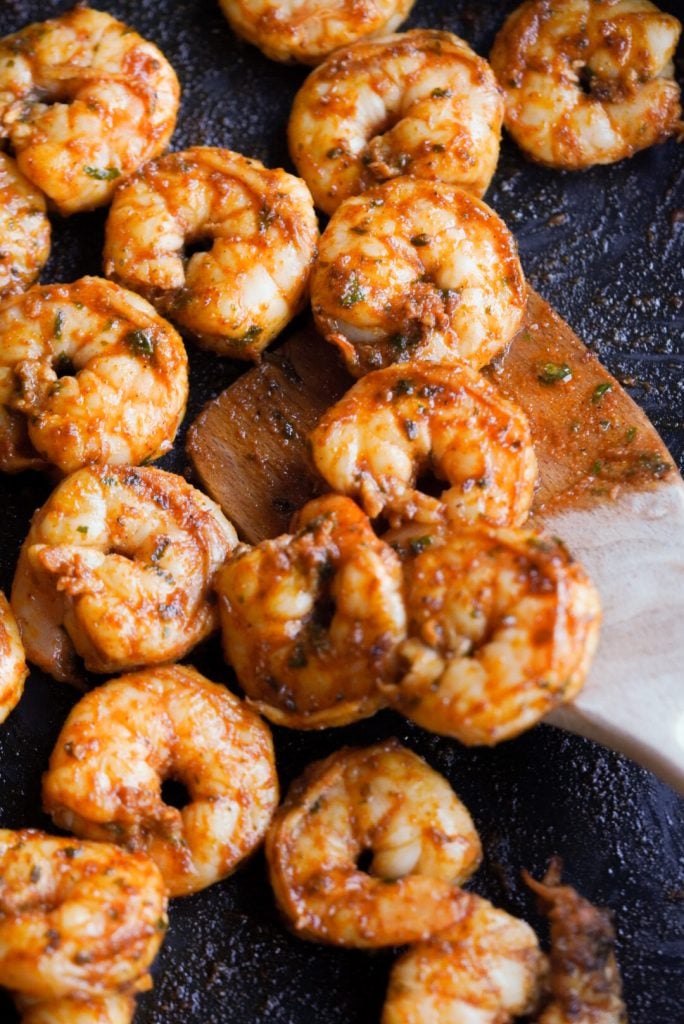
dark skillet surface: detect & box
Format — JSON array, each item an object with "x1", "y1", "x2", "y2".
[{"x1": 0, "y1": 1, "x2": 683, "y2": 1021}]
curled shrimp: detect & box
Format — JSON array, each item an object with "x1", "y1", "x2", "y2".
[
  {"x1": 489, "y1": 0, "x2": 682, "y2": 169},
  {"x1": 310, "y1": 178, "x2": 526, "y2": 377},
  {"x1": 524, "y1": 861, "x2": 627, "y2": 1023},
  {"x1": 310, "y1": 362, "x2": 537, "y2": 528},
  {"x1": 0, "y1": 829, "x2": 167, "y2": 1004},
  {"x1": 103, "y1": 147, "x2": 319, "y2": 360},
  {"x1": 380, "y1": 524, "x2": 601, "y2": 746},
  {"x1": 216, "y1": 494, "x2": 405, "y2": 728},
  {"x1": 0, "y1": 7, "x2": 179, "y2": 215},
  {"x1": 43, "y1": 664, "x2": 279, "y2": 898},
  {"x1": 0, "y1": 591, "x2": 28, "y2": 724},
  {"x1": 0, "y1": 152, "x2": 50, "y2": 300},
  {"x1": 11, "y1": 465, "x2": 237, "y2": 684},
  {"x1": 265, "y1": 739, "x2": 482, "y2": 947},
  {"x1": 218, "y1": 0, "x2": 416, "y2": 65},
  {"x1": 289, "y1": 29, "x2": 504, "y2": 215},
  {"x1": 0, "y1": 277, "x2": 188, "y2": 475},
  {"x1": 382, "y1": 894, "x2": 547, "y2": 1024}
]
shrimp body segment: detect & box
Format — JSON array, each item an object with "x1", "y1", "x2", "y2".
[
  {"x1": 217, "y1": 494, "x2": 405, "y2": 728},
  {"x1": 16, "y1": 993, "x2": 136, "y2": 1024},
  {"x1": 0, "y1": 153, "x2": 50, "y2": 300},
  {"x1": 0, "y1": 7, "x2": 179, "y2": 215},
  {"x1": 11, "y1": 466, "x2": 237, "y2": 683},
  {"x1": 0, "y1": 592, "x2": 28, "y2": 724},
  {"x1": 43, "y1": 665, "x2": 279, "y2": 898},
  {"x1": 265, "y1": 740, "x2": 482, "y2": 947},
  {"x1": 310, "y1": 362, "x2": 537, "y2": 528},
  {"x1": 311, "y1": 179, "x2": 526, "y2": 377},
  {"x1": 382, "y1": 894, "x2": 546, "y2": 1024},
  {"x1": 490, "y1": 0, "x2": 682, "y2": 169},
  {"x1": 0, "y1": 829, "x2": 166, "y2": 1002},
  {"x1": 219, "y1": 0, "x2": 416, "y2": 66},
  {"x1": 381, "y1": 525, "x2": 601, "y2": 746},
  {"x1": 0, "y1": 277, "x2": 188, "y2": 475},
  {"x1": 104, "y1": 148, "x2": 318, "y2": 360},
  {"x1": 289, "y1": 29, "x2": 504, "y2": 216}
]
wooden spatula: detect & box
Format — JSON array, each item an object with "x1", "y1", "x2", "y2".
[{"x1": 187, "y1": 290, "x2": 684, "y2": 794}]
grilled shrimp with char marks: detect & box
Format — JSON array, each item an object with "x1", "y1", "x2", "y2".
[
  {"x1": 489, "y1": 0, "x2": 682, "y2": 168},
  {"x1": 311, "y1": 178, "x2": 526, "y2": 377},
  {"x1": 104, "y1": 148, "x2": 318, "y2": 360},
  {"x1": 266, "y1": 740, "x2": 482, "y2": 947},
  {"x1": 0, "y1": 152, "x2": 50, "y2": 300},
  {"x1": 11, "y1": 466, "x2": 237, "y2": 684},
  {"x1": 310, "y1": 362, "x2": 537, "y2": 528},
  {"x1": 0, "y1": 277, "x2": 188, "y2": 475},
  {"x1": 0, "y1": 6, "x2": 179, "y2": 214},
  {"x1": 289, "y1": 29, "x2": 504, "y2": 215}
]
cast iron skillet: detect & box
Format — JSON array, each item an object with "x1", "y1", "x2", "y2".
[{"x1": 0, "y1": 2, "x2": 682, "y2": 1022}]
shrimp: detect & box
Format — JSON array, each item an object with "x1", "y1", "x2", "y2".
[
  {"x1": 0, "y1": 152, "x2": 50, "y2": 300},
  {"x1": 380, "y1": 524, "x2": 601, "y2": 746},
  {"x1": 525, "y1": 861, "x2": 627, "y2": 1023},
  {"x1": 310, "y1": 362, "x2": 537, "y2": 528},
  {"x1": 218, "y1": 0, "x2": 416, "y2": 66},
  {"x1": 0, "y1": 592, "x2": 27, "y2": 725},
  {"x1": 289, "y1": 29, "x2": 504, "y2": 216},
  {"x1": 43, "y1": 664, "x2": 278, "y2": 898},
  {"x1": 11, "y1": 465, "x2": 237, "y2": 684},
  {"x1": 0, "y1": 7, "x2": 179, "y2": 215},
  {"x1": 310, "y1": 178, "x2": 527, "y2": 377},
  {"x1": 216, "y1": 494, "x2": 405, "y2": 728},
  {"x1": 489, "y1": 0, "x2": 682, "y2": 169},
  {"x1": 382, "y1": 894, "x2": 547, "y2": 1024},
  {"x1": 265, "y1": 740, "x2": 482, "y2": 947},
  {"x1": 0, "y1": 277, "x2": 188, "y2": 475},
  {"x1": 16, "y1": 994, "x2": 135, "y2": 1024},
  {"x1": 103, "y1": 148, "x2": 319, "y2": 360},
  {"x1": 0, "y1": 829, "x2": 167, "y2": 1002}
]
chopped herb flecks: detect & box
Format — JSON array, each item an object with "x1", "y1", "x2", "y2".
[
  {"x1": 339, "y1": 274, "x2": 366, "y2": 308},
  {"x1": 83, "y1": 165, "x2": 120, "y2": 181},
  {"x1": 538, "y1": 362, "x2": 572, "y2": 384}
]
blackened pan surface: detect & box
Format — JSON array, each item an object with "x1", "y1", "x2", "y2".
[{"x1": 0, "y1": 2, "x2": 682, "y2": 1022}]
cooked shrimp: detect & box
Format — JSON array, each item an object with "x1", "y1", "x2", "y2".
[
  {"x1": 380, "y1": 524, "x2": 601, "y2": 746},
  {"x1": 0, "y1": 152, "x2": 50, "y2": 299},
  {"x1": 0, "y1": 7, "x2": 179, "y2": 215},
  {"x1": 43, "y1": 664, "x2": 279, "y2": 898},
  {"x1": 0, "y1": 829, "x2": 166, "y2": 1002},
  {"x1": 103, "y1": 148, "x2": 318, "y2": 360},
  {"x1": 289, "y1": 29, "x2": 504, "y2": 216},
  {"x1": 216, "y1": 494, "x2": 405, "y2": 728},
  {"x1": 0, "y1": 277, "x2": 188, "y2": 475},
  {"x1": 311, "y1": 178, "x2": 526, "y2": 377},
  {"x1": 310, "y1": 362, "x2": 537, "y2": 528},
  {"x1": 525, "y1": 861, "x2": 627, "y2": 1023},
  {"x1": 265, "y1": 740, "x2": 482, "y2": 947},
  {"x1": 11, "y1": 466, "x2": 237, "y2": 684},
  {"x1": 16, "y1": 994, "x2": 135, "y2": 1024},
  {"x1": 490, "y1": 0, "x2": 682, "y2": 169},
  {"x1": 218, "y1": 0, "x2": 415, "y2": 65},
  {"x1": 0, "y1": 592, "x2": 28, "y2": 724},
  {"x1": 382, "y1": 894, "x2": 546, "y2": 1024}
]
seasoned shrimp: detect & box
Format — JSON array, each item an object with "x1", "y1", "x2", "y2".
[
  {"x1": 265, "y1": 740, "x2": 482, "y2": 947},
  {"x1": 310, "y1": 362, "x2": 537, "y2": 528},
  {"x1": 490, "y1": 0, "x2": 682, "y2": 169},
  {"x1": 0, "y1": 7, "x2": 179, "y2": 215},
  {"x1": 43, "y1": 665, "x2": 278, "y2": 898},
  {"x1": 0, "y1": 152, "x2": 50, "y2": 299},
  {"x1": 289, "y1": 29, "x2": 504, "y2": 215},
  {"x1": 0, "y1": 592, "x2": 27, "y2": 724},
  {"x1": 16, "y1": 994, "x2": 135, "y2": 1024},
  {"x1": 0, "y1": 829, "x2": 166, "y2": 1002},
  {"x1": 216, "y1": 494, "x2": 405, "y2": 728},
  {"x1": 525, "y1": 862, "x2": 627, "y2": 1023},
  {"x1": 103, "y1": 148, "x2": 318, "y2": 360},
  {"x1": 380, "y1": 524, "x2": 601, "y2": 746},
  {"x1": 0, "y1": 277, "x2": 188, "y2": 475},
  {"x1": 382, "y1": 894, "x2": 546, "y2": 1024},
  {"x1": 218, "y1": 0, "x2": 415, "y2": 65},
  {"x1": 11, "y1": 466, "x2": 237, "y2": 684},
  {"x1": 311, "y1": 178, "x2": 526, "y2": 377}
]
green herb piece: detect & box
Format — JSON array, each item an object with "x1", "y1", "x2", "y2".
[
  {"x1": 592, "y1": 382, "x2": 612, "y2": 404},
  {"x1": 625, "y1": 426, "x2": 637, "y2": 443},
  {"x1": 591, "y1": 460, "x2": 602, "y2": 476},
  {"x1": 53, "y1": 310, "x2": 64, "y2": 340},
  {"x1": 409, "y1": 535, "x2": 432, "y2": 556},
  {"x1": 339, "y1": 274, "x2": 366, "y2": 308},
  {"x1": 394, "y1": 379, "x2": 414, "y2": 396},
  {"x1": 431, "y1": 87, "x2": 451, "y2": 98},
  {"x1": 236, "y1": 324, "x2": 262, "y2": 346},
  {"x1": 126, "y1": 329, "x2": 155, "y2": 358},
  {"x1": 83, "y1": 165, "x2": 120, "y2": 181},
  {"x1": 258, "y1": 204, "x2": 276, "y2": 232},
  {"x1": 76, "y1": 525, "x2": 88, "y2": 535},
  {"x1": 538, "y1": 362, "x2": 572, "y2": 384}
]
